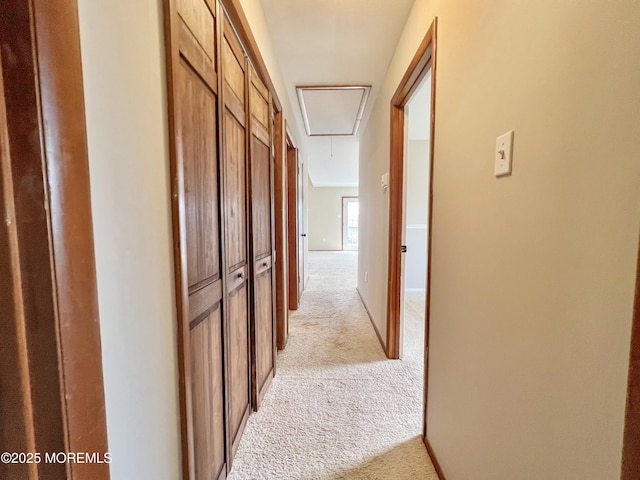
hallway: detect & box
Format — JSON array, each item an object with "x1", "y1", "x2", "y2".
[{"x1": 228, "y1": 252, "x2": 438, "y2": 479}]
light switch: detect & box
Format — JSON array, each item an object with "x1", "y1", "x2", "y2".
[
  {"x1": 494, "y1": 130, "x2": 514, "y2": 177},
  {"x1": 381, "y1": 172, "x2": 389, "y2": 190}
]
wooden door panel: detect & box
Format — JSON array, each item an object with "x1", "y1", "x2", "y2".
[
  {"x1": 167, "y1": 1, "x2": 227, "y2": 479},
  {"x1": 223, "y1": 112, "x2": 247, "y2": 270},
  {"x1": 227, "y1": 285, "x2": 250, "y2": 447},
  {"x1": 248, "y1": 68, "x2": 276, "y2": 410},
  {"x1": 251, "y1": 137, "x2": 272, "y2": 257},
  {"x1": 177, "y1": 0, "x2": 216, "y2": 60},
  {"x1": 254, "y1": 271, "x2": 274, "y2": 393},
  {"x1": 180, "y1": 58, "x2": 220, "y2": 290},
  {"x1": 190, "y1": 309, "x2": 225, "y2": 480},
  {"x1": 221, "y1": 16, "x2": 251, "y2": 468}
]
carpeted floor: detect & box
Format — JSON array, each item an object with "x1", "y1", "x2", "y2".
[{"x1": 227, "y1": 251, "x2": 438, "y2": 480}]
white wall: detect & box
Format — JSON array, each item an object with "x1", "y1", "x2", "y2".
[
  {"x1": 307, "y1": 136, "x2": 359, "y2": 187},
  {"x1": 358, "y1": 1, "x2": 640, "y2": 479},
  {"x1": 403, "y1": 140, "x2": 429, "y2": 290},
  {"x1": 77, "y1": 1, "x2": 182, "y2": 479},
  {"x1": 308, "y1": 186, "x2": 359, "y2": 250}
]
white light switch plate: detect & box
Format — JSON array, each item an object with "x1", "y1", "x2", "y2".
[{"x1": 494, "y1": 130, "x2": 514, "y2": 177}]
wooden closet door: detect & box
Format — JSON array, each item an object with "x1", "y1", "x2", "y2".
[
  {"x1": 248, "y1": 65, "x2": 276, "y2": 410},
  {"x1": 221, "y1": 14, "x2": 251, "y2": 466},
  {"x1": 167, "y1": 1, "x2": 226, "y2": 479}
]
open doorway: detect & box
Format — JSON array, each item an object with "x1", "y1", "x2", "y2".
[
  {"x1": 342, "y1": 196, "x2": 359, "y2": 251},
  {"x1": 400, "y1": 72, "x2": 431, "y2": 364},
  {"x1": 385, "y1": 19, "x2": 438, "y2": 465}
]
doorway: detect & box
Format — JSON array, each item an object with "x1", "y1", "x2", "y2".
[
  {"x1": 385, "y1": 18, "x2": 438, "y2": 469},
  {"x1": 342, "y1": 196, "x2": 359, "y2": 251},
  {"x1": 287, "y1": 130, "x2": 305, "y2": 310},
  {"x1": 400, "y1": 73, "x2": 431, "y2": 365}
]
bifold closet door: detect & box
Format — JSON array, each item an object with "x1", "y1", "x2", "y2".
[
  {"x1": 170, "y1": 0, "x2": 226, "y2": 479},
  {"x1": 248, "y1": 65, "x2": 277, "y2": 409},
  {"x1": 221, "y1": 14, "x2": 252, "y2": 466}
]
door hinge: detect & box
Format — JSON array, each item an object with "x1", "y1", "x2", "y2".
[{"x1": 401, "y1": 245, "x2": 407, "y2": 253}]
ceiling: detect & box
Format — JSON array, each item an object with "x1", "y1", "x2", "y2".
[
  {"x1": 260, "y1": 0, "x2": 416, "y2": 185},
  {"x1": 297, "y1": 86, "x2": 370, "y2": 136}
]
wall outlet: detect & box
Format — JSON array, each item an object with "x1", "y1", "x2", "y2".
[{"x1": 365, "y1": 272, "x2": 369, "y2": 282}]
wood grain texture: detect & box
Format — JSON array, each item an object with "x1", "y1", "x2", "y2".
[
  {"x1": 164, "y1": 0, "x2": 224, "y2": 478},
  {"x1": 190, "y1": 309, "x2": 226, "y2": 480},
  {"x1": 178, "y1": 18, "x2": 217, "y2": 90},
  {"x1": 219, "y1": 0, "x2": 282, "y2": 111},
  {"x1": 180, "y1": 58, "x2": 220, "y2": 291},
  {"x1": 223, "y1": 112, "x2": 247, "y2": 270},
  {"x1": 251, "y1": 137, "x2": 272, "y2": 256},
  {"x1": 0, "y1": 47, "x2": 38, "y2": 480},
  {"x1": 177, "y1": 0, "x2": 216, "y2": 61},
  {"x1": 286, "y1": 136, "x2": 300, "y2": 310},
  {"x1": 1, "y1": 2, "x2": 109, "y2": 479},
  {"x1": 273, "y1": 111, "x2": 289, "y2": 350},
  {"x1": 255, "y1": 272, "x2": 274, "y2": 396},
  {"x1": 227, "y1": 285, "x2": 251, "y2": 450},
  {"x1": 622, "y1": 235, "x2": 640, "y2": 480},
  {"x1": 247, "y1": 65, "x2": 276, "y2": 410},
  {"x1": 221, "y1": 14, "x2": 251, "y2": 469},
  {"x1": 33, "y1": 0, "x2": 111, "y2": 473}
]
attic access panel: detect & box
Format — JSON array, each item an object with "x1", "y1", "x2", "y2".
[{"x1": 296, "y1": 85, "x2": 371, "y2": 136}]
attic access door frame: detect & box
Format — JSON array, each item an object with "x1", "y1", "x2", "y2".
[{"x1": 385, "y1": 15, "x2": 438, "y2": 457}]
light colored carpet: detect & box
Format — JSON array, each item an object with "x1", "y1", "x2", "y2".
[{"x1": 227, "y1": 251, "x2": 438, "y2": 480}]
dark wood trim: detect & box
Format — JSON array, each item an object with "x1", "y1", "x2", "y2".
[
  {"x1": 386, "y1": 19, "x2": 437, "y2": 360},
  {"x1": 622, "y1": 233, "x2": 640, "y2": 480},
  {"x1": 424, "y1": 437, "x2": 446, "y2": 480},
  {"x1": 385, "y1": 18, "x2": 438, "y2": 445},
  {"x1": 219, "y1": 0, "x2": 282, "y2": 112},
  {"x1": 33, "y1": 1, "x2": 111, "y2": 476},
  {"x1": 0, "y1": 1, "x2": 109, "y2": 478},
  {"x1": 357, "y1": 288, "x2": 385, "y2": 353},
  {"x1": 162, "y1": 0, "x2": 195, "y2": 477},
  {"x1": 286, "y1": 124, "x2": 300, "y2": 310},
  {"x1": 341, "y1": 196, "x2": 358, "y2": 251},
  {"x1": 274, "y1": 111, "x2": 289, "y2": 350}
]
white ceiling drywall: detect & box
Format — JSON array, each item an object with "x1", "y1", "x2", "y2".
[
  {"x1": 407, "y1": 69, "x2": 432, "y2": 141},
  {"x1": 307, "y1": 136, "x2": 359, "y2": 187},
  {"x1": 260, "y1": 0, "x2": 416, "y2": 185}
]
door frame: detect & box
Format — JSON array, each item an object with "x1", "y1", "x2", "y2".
[
  {"x1": 286, "y1": 125, "x2": 301, "y2": 310},
  {"x1": 386, "y1": 19, "x2": 437, "y2": 359},
  {"x1": 341, "y1": 196, "x2": 359, "y2": 251},
  {"x1": 0, "y1": 1, "x2": 109, "y2": 478},
  {"x1": 385, "y1": 16, "x2": 439, "y2": 463},
  {"x1": 274, "y1": 111, "x2": 289, "y2": 349},
  {"x1": 622, "y1": 233, "x2": 640, "y2": 480}
]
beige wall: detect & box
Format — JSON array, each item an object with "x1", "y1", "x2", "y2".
[
  {"x1": 77, "y1": 1, "x2": 182, "y2": 479},
  {"x1": 308, "y1": 186, "x2": 359, "y2": 250},
  {"x1": 358, "y1": 1, "x2": 640, "y2": 479},
  {"x1": 404, "y1": 140, "x2": 429, "y2": 290}
]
